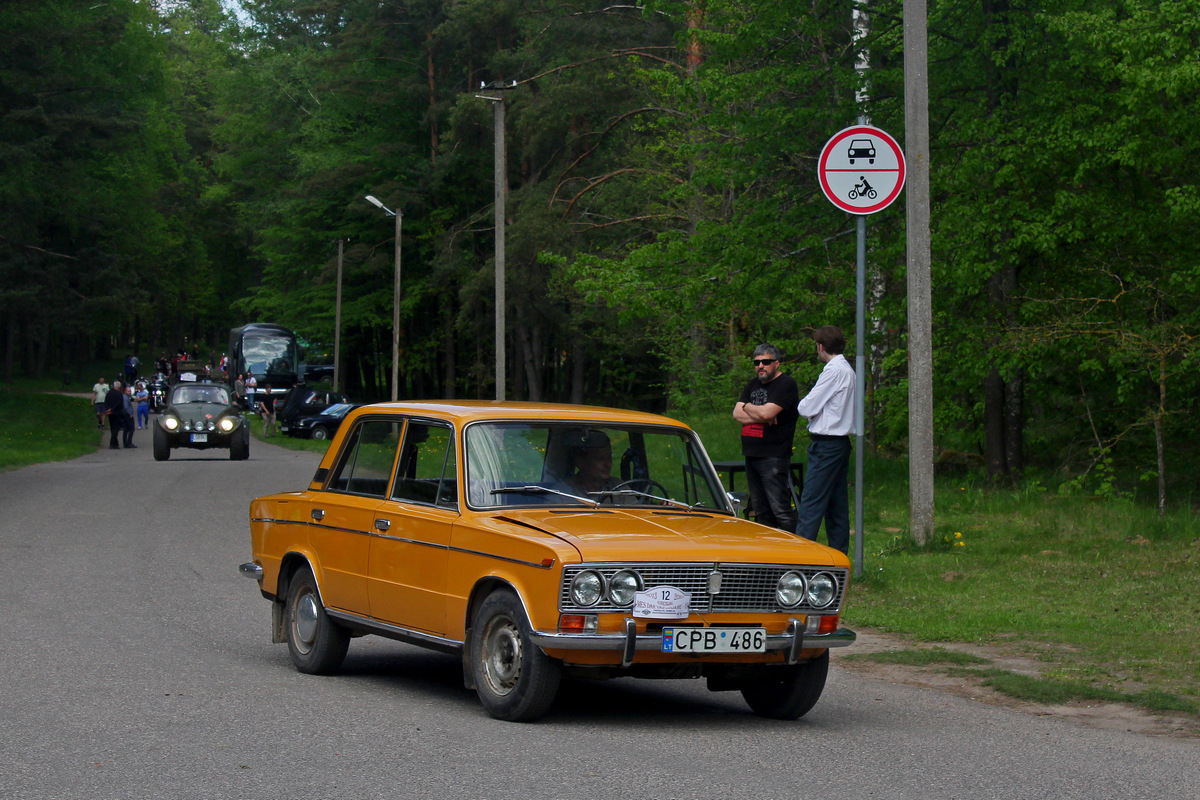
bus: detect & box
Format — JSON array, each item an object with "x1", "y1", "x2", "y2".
[{"x1": 228, "y1": 323, "x2": 302, "y2": 407}]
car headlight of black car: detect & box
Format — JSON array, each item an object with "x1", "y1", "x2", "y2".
[
  {"x1": 163, "y1": 416, "x2": 180, "y2": 431},
  {"x1": 218, "y1": 417, "x2": 236, "y2": 432}
]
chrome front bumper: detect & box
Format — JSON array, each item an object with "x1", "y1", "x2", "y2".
[{"x1": 530, "y1": 617, "x2": 855, "y2": 668}]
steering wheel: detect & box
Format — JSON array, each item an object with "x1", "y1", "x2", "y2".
[{"x1": 609, "y1": 478, "x2": 669, "y2": 502}]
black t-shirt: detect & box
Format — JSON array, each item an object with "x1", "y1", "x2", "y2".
[{"x1": 739, "y1": 373, "x2": 800, "y2": 459}]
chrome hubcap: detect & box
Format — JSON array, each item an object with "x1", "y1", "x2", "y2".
[{"x1": 295, "y1": 591, "x2": 319, "y2": 648}]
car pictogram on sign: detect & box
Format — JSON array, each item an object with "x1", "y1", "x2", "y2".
[{"x1": 847, "y1": 139, "x2": 875, "y2": 164}]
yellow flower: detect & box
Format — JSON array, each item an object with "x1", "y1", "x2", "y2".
[
  {"x1": 954, "y1": 541, "x2": 965, "y2": 547},
  {"x1": 954, "y1": 531, "x2": 963, "y2": 539}
]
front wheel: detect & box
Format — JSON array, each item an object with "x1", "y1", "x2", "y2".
[
  {"x1": 470, "y1": 588, "x2": 561, "y2": 721},
  {"x1": 230, "y1": 428, "x2": 249, "y2": 460},
  {"x1": 311, "y1": 425, "x2": 330, "y2": 440},
  {"x1": 284, "y1": 567, "x2": 350, "y2": 675},
  {"x1": 740, "y1": 650, "x2": 829, "y2": 720},
  {"x1": 152, "y1": 425, "x2": 170, "y2": 461}
]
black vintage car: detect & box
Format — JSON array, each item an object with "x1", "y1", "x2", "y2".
[
  {"x1": 280, "y1": 402, "x2": 360, "y2": 440},
  {"x1": 153, "y1": 381, "x2": 250, "y2": 461},
  {"x1": 275, "y1": 387, "x2": 351, "y2": 426}
]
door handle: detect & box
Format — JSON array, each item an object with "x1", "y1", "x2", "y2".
[
  {"x1": 374, "y1": 518, "x2": 391, "y2": 532},
  {"x1": 311, "y1": 509, "x2": 325, "y2": 522}
]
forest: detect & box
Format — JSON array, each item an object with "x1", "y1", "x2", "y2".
[{"x1": 2, "y1": 0, "x2": 1198, "y2": 507}]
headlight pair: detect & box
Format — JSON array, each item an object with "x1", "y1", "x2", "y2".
[
  {"x1": 569, "y1": 569, "x2": 643, "y2": 607},
  {"x1": 776, "y1": 571, "x2": 838, "y2": 609}
]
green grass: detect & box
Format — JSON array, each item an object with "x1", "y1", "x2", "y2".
[{"x1": 0, "y1": 390, "x2": 104, "y2": 471}]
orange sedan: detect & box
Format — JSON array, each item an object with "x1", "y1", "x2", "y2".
[{"x1": 240, "y1": 401, "x2": 855, "y2": 721}]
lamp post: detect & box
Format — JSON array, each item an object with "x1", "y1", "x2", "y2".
[{"x1": 365, "y1": 194, "x2": 402, "y2": 402}]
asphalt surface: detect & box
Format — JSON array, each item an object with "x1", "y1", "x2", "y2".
[{"x1": 1, "y1": 430, "x2": 1198, "y2": 799}]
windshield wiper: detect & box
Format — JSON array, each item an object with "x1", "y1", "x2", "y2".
[
  {"x1": 490, "y1": 486, "x2": 599, "y2": 507},
  {"x1": 588, "y1": 488, "x2": 694, "y2": 511}
]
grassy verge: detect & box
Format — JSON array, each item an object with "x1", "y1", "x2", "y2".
[{"x1": 0, "y1": 389, "x2": 103, "y2": 471}]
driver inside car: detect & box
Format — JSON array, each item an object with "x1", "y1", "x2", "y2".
[{"x1": 561, "y1": 430, "x2": 620, "y2": 497}]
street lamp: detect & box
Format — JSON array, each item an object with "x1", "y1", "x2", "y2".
[{"x1": 365, "y1": 194, "x2": 402, "y2": 402}]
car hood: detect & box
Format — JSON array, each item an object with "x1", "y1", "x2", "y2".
[
  {"x1": 166, "y1": 402, "x2": 238, "y2": 421},
  {"x1": 489, "y1": 508, "x2": 848, "y2": 567}
]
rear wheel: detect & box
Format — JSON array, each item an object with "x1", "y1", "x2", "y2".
[
  {"x1": 152, "y1": 425, "x2": 170, "y2": 461},
  {"x1": 470, "y1": 588, "x2": 561, "y2": 721},
  {"x1": 311, "y1": 425, "x2": 330, "y2": 440},
  {"x1": 740, "y1": 650, "x2": 829, "y2": 720},
  {"x1": 284, "y1": 567, "x2": 349, "y2": 675}
]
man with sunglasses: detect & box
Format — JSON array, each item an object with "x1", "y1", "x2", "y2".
[{"x1": 732, "y1": 343, "x2": 800, "y2": 532}]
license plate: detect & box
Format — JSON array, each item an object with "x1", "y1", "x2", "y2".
[
  {"x1": 190, "y1": 433, "x2": 208, "y2": 443},
  {"x1": 662, "y1": 627, "x2": 765, "y2": 653}
]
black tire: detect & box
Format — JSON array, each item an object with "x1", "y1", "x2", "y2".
[
  {"x1": 311, "y1": 425, "x2": 330, "y2": 440},
  {"x1": 152, "y1": 425, "x2": 170, "y2": 461},
  {"x1": 230, "y1": 428, "x2": 249, "y2": 460},
  {"x1": 470, "y1": 588, "x2": 561, "y2": 722},
  {"x1": 284, "y1": 567, "x2": 350, "y2": 675},
  {"x1": 740, "y1": 650, "x2": 829, "y2": 720}
]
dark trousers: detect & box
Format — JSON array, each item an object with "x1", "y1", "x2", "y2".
[
  {"x1": 121, "y1": 414, "x2": 134, "y2": 447},
  {"x1": 744, "y1": 456, "x2": 797, "y2": 533},
  {"x1": 108, "y1": 415, "x2": 123, "y2": 448},
  {"x1": 795, "y1": 436, "x2": 852, "y2": 553}
]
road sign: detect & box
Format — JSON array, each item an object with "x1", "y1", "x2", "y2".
[{"x1": 817, "y1": 125, "x2": 906, "y2": 215}]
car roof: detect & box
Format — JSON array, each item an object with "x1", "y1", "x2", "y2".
[{"x1": 342, "y1": 400, "x2": 690, "y2": 429}]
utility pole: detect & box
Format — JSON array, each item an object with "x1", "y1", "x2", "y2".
[
  {"x1": 364, "y1": 195, "x2": 402, "y2": 402},
  {"x1": 476, "y1": 81, "x2": 515, "y2": 401},
  {"x1": 334, "y1": 238, "x2": 343, "y2": 393},
  {"x1": 904, "y1": 0, "x2": 935, "y2": 544}
]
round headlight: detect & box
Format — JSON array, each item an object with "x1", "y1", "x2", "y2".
[
  {"x1": 164, "y1": 417, "x2": 179, "y2": 431},
  {"x1": 219, "y1": 417, "x2": 235, "y2": 432},
  {"x1": 608, "y1": 570, "x2": 643, "y2": 606},
  {"x1": 570, "y1": 571, "x2": 604, "y2": 607},
  {"x1": 206, "y1": 420, "x2": 217, "y2": 431},
  {"x1": 806, "y1": 572, "x2": 838, "y2": 609},
  {"x1": 776, "y1": 571, "x2": 807, "y2": 608}
]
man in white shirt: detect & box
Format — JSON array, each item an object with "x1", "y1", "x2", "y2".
[{"x1": 795, "y1": 326, "x2": 855, "y2": 553}]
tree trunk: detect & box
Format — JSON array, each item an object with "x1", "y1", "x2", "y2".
[
  {"x1": 1003, "y1": 368, "x2": 1024, "y2": 478},
  {"x1": 984, "y1": 365, "x2": 1006, "y2": 479}
]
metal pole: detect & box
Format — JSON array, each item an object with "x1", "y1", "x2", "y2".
[
  {"x1": 334, "y1": 238, "x2": 343, "y2": 393},
  {"x1": 392, "y1": 211, "x2": 402, "y2": 402},
  {"x1": 494, "y1": 95, "x2": 507, "y2": 401},
  {"x1": 854, "y1": 214, "x2": 867, "y2": 575}
]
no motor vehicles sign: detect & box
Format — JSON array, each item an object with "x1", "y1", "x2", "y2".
[{"x1": 818, "y1": 125, "x2": 906, "y2": 215}]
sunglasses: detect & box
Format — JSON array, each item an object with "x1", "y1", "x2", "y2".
[{"x1": 752, "y1": 358, "x2": 777, "y2": 366}]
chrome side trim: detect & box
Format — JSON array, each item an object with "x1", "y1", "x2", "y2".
[
  {"x1": 248, "y1": 517, "x2": 554, "y2": 570},
  {"x1": 239, "y1": 561, "x2": 263, "y2": 581},
  {"x1": 325, "y1": 609, "x2": 464, "y2": 655},
  {"x1": 531, "y1": 626, "x2": 856, "y2": 653}
]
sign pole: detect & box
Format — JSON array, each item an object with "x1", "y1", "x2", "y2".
[
  {"x1": 854, "y1": 214, "x2": 866, "y2": 576},
  {"x1": 817, "y1": 123, "x2": 905, "y2": 575}
]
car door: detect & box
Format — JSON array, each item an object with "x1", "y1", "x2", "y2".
[
  {"x1": 368, "y1": 419, "x2": 457, "y2": 635},
  {"x1": 308, "y1": 416, "x2": 401, "y2": 614}
]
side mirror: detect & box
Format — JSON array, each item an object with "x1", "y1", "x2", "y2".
[{"x1": 727, "y1": 491, "x2": 748, "y2": 514}]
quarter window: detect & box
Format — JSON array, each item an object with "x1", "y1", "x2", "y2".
[{"x1": 327, "y1": 419, "x2": 402, "y2": 498}]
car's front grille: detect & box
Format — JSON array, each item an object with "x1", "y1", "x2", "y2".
[{"x1": 559, "y1": 562, "x2": 848, "y2": 614}]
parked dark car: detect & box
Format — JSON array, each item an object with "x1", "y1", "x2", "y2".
[
  {"x1": 153, "y1": 381, "x2": 250, "y2": 460},
  {"x1": 275, "y1": 387, "x2": 351, "y2": 426},
  {"x1": 281, "y1": 402, "x2": 360, "y2": 440}
]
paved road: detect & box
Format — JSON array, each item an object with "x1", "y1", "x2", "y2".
[{"x1": 2, "y1": 435, "x2": 1198, "y2": 799}]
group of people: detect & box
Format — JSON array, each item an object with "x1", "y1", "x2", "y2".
[
  {"x1": 231, "y1": 373, "x2": 276, "y2": 436},
  {"x1": 733, "y1": 326, "x2": 855, "y2": 554},
  {"x1": 91, "y1": 376, "x2": 152, "y2": 450}
]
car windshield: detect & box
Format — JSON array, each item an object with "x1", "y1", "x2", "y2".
[
  {"x1": 321, "y1": 403, "x2": 353, "y2": 417},
  {"x1": 465, "y1": 421, "x2": 730, "y2": 512},
  {"x1": 172, "y1": 386, "x2": 230, "y2": 405}
]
